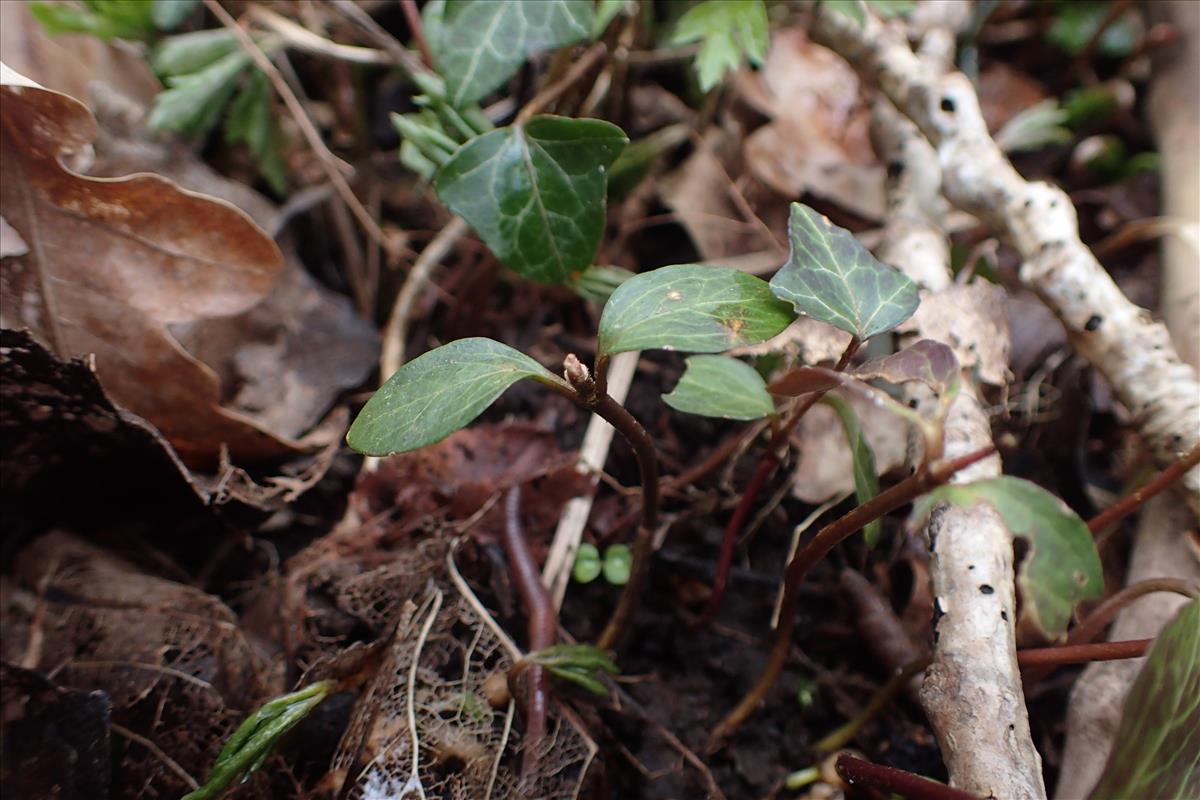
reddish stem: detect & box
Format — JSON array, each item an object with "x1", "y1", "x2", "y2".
[
  {"x1": 1087, "y1": 444, "x2": 1200, "y2": 536},
  {"x1": 835, "y1": 753, "x2": 984, "y2": 800},
  {"x1": 1017, "y1": 638, "x2": 1152, "y2": 668},
  {"x1": 706, "y1": 445, "x2": 996, "y2": 750},
  {"x1": 400, "y1": 0, "x2": 434, "y2": 69},
  {"x1": 696, "y1": 337, "x2": 860, "y2": 625},
  {"x1": 500, "y1": 486, "x2": 554, "y2": 777}
]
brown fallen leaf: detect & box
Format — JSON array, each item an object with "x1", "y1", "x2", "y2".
[
  {"x1": 735, "y1": 28, "x2": 885, "y2": 221},
  {"x1": 897, "y1": 282, "x2": 1012, "y2": 387},
  {"x1": 0, "y1": 65, "x2": 304, "y2": 468}
]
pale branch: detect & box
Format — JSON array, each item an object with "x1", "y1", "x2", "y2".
[
  {"x1": 811, "y1": 8, "x2": 1200, "y2": 515},
  {"x1": 873, "y1": 100, "x2": 1044, "y2": 800}
]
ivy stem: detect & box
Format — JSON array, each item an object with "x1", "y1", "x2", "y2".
[
  {"x1": 1087, "y1": 443, "x2": 1200, "y2": 536},
  {"x1": 561, "y1": 355, "x2": 660, "y2": 651},
  {"x1": 1016, "y1": 638, "x2": 1152, "y2": 668},
  {"x1": 500, "y1": 486, "x2": 553, "y2": 778},
  {"x1": 1022, "y1": 576, "x2": 1197, "y2": 685},
  {"x1": 835, "y1": 753, "x2": 984, "y2": 800},
  {"x1": 706, "y1": 444, "x2": 996, "y2": 751},
  {"x1": 696, "y1": 336, "x2": 860, "y2": 626}
]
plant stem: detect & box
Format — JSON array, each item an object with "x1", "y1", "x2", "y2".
[
  {"x1": 696, "y1": 337, "x2": 860, "y2": 626},
  {"x1": 399, "y1": 0, "x2": 434, "y2": 69},
  {"x1": 1087, "y1": 443, "x2": 1200, "y2": 536},
  {"x1": 835, "y1": 753, "x2": 985, "y2": 800},
  {"x1": 1017, "y1": 638, "x2": 1152, "y2": 668},
  {"x1": 562, "y1": 356, "x2": 661, "y2": 651},
  {"x1": 500, "y1": 486, "x2": 554, "y2": 778},
  {"x1": 1022, "y1": 576, "x2": 1197, "y2": 685},
  {"x1": 706, "y1": 445, "x2": 996, "y2": 751}
]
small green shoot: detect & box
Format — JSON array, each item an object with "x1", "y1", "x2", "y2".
[
  {"x1": 669, "y1": 0, "x2": 769, "y2": 92},
  {"x1": 527, "y1": 643, "x2": 619, "y2": 696}
]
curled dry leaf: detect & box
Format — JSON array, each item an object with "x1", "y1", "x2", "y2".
[
  {"x1": 735, "y1": 28, "x2": 885, "y2": 220},
  {"x1": 897, "y1": 282, "x2": 1012, "y2": 386},
  {"x1": 0, "y1": 66, "x2": 307, "y2": 468}
]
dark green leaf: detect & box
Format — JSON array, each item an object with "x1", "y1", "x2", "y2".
[
  {"x1": 436, "y1": 115, "x2": 627, "y2": 283},
  {"x1": 910, "y1": 477, "x2": 1103, "y2": 640},
  {"x1": 1090, "y1": 598, "x2": 1200, "y2": 800},
  {"x1": 424, "y1": 0, "x2": 594, "y2": 107},
  {"x1": 1048, "y1": 2, "x2": 1141, "y2": 58},
  {"x1": 183, "y1": 681, "x2": 332, "y2": 800},
  {"x1": 152, "y1": 0, "x2": 198, "y2": 30},
  {"x1": 771, "y1": 203, "x2": 919, "y2": 340},
  {"x1": 669, "y1": 0, "x2": 768, "y2": 91},
  {"x1": 821, "y1": 394, "x2": 881, "y2": 546},
  {"x1": 572, "y1": 543, "x2": 602, "y2": 583},
  {"x1": 152, "y1": 29, "x2": 240, "y2": 76},
  {"x1": 664, "y1": 355, "x2": 775, "y2": 420},
  {"x1": 225, "y1": 70, "x2": 287, "y2": 196},
  {"x1": 148, "y1": 47, "x2": 252, "y2": 136},
  {"x1": 30, "y1": 0, "x2": 155, "y2": 41},
  {"x1": 597, "y1": 265, "x2": 794, "y2": 356},
  {"x1": 602, "y1": 543, "x2": 633, "y2": 586},
  {"x1": 346, "y1": 338, "x2": 560, "y2": 456}
]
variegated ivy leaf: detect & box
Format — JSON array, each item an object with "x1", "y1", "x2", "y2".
[
  {"x1": 770, "y1": 203, "x2": 919, "y2": 340},
  {"x1": 424, "y1": 0, "x2": 594, "y2": 108},
  {"x1": 663, "y1": 355, "x2": 776, "y2": 420},
  {"x1": 346, "y1": 338, "x2": 561, "y2": 455},
  {"x1": 436, "y1": 116, "x2": 627, "y2": 284},
  {"x1": 597, "y1": 265, "x2": 794, "y2": 356}
]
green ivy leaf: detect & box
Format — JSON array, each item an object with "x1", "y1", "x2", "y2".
[
  {"x1": 664, "y1": 355, "x2": 775, "y2": 420},
  {"x1": 346, "y1": 338, "x2": 561, "y2": 455},
  {"x1": 597, "y1": 265, "x2": 794, "y2": 356},
  {"x1": 771, "y1": 203, "x2": 919, "y2": 340},
  {"x1": 424, "y1": 0, "x2": 594, "y2": 107},
  {"x1": 435, "y1": 116, "x2": 627, "y2": 283},
  {"x1": 183, "y1": 681, "x2": 332, "y2": 800},
  {"x1": 1090, "y1": 598, "x2": 1200, "y2": 800},
  {"x1": 821, "y1": 394, "x2": 881, "y2": 546},
  {"x1": 910, "y1": 477, "x2": 1103, "y2": 640},
  {"x1": 572, "y1": 543, "x2": 602, "y2": 583},
  {"x1": 669, "y1": 0, "x2": 768, "y2": 92}
]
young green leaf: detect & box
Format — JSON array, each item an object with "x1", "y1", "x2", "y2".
[
  {"x1": 663, "y1": 355, "x2": 775, "y2": 420},
  {"x1": 152, "y1": 29, "x2": 241, "y2": 77},
  {"x1": 1089, "y1": 598, "x2": 1200, "y2": 800},
  {"x1": 182, "y1": 681, "x2": 332, "y2": 800},
  {"x1": 30, "y1": 0, "x2": 156, "y2": 41},
  {"x1": 572, "y1": 543, "x2": 602, "y2": 583},
  {"x1": 822, "y1": 0, "x2": 915, "y2": 26},
  {"x1": 346, "y1": 338, "x2": 562, "y2": 456},
  {"x1": 148, "y1": 47, "x2": 252, "y2": 136},
  {"x1": 669, "y1": 0, "x2": 769, "y2": 92},
  {"x1": 602, "y1": 543, "x2": 633, "y2": 586},
  {"x1": 152, "y1": 0, "x2": 198, "y2": 31},
  {"x1": 771, "y1": 203, "x2": 919, "y2": 340},
  {"x1": 435, "y1": 116, "x2": 627, "y2": 283},
  {"x1": 424, "y1": 0, "x2": 594, "y2": 108},
  {"x1": 910, "y1": 477, "x2": 1103, "y2": 641},
  {"x1": 821, "y1": 394, "x2": 881, "y2": 546},
  {"x1": 225, "y1": 69, "x2": 286, "y2": 195},
  {"x1": 597, "y1": 265, "x2": 794, "y2": 356},
  {"x1": 568, "y1": 264, "x2": 635, "y2": 303}
]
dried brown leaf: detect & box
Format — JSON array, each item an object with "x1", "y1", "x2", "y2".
[{"x1": 897, "y1": 282, "x2": 1011, "y2": 386}]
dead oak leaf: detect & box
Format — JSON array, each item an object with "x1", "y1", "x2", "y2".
[{"x1": 0, "y1": 64, "x2": 302, "y2": 468}]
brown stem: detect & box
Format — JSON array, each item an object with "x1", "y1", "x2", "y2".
[
  {"x1": 1017, "y1": 638, "x2": 1152, "y2": 668},
  {"x1": 1087, "y1": 444, "x2": 1200, "y2": 536},
  {"x1": 500, "y1": 486, "x2": 554, "y2": 777},
  {"x1": 696, "y1": 337, "x2": 861, "y2": 626},
  {"x1": 562, "y1": 356, "x2": 661, "y2": 651},
  {"x1": 706, "y1": 445, "x2": 996, "y2": 751},
  {"x1": 835, "y1": 753, "x2": 984, "y2": 800},
  {"x1": 399, "y1": 0, "x2": 434, "y2": 69}
]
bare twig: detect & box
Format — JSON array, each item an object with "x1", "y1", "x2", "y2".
[
  {"x1": 204, "y1": 0, "x2": 398, "y2": 263},
  {"x1": 1017, "y1": 638, "x2": 1152, "y2": 668},
  {"x1": 112, "y1": 723, "x2": 199, "y2": 791},
  {"x1": 515, "y1": 42, "x2": 608, "y2": 125},
  {"x1": 1087, "y1": 444, "x2": 1200, "y2": 535},
  {"x1": 400, "y1": 0, "x2": 434, "y2": 69},
  {"x1": 836, "y1": 753, "x2": 984, "y2": 800},
  {"x1": 250, "y1": 6, "x2": 390, "y2": 64}
]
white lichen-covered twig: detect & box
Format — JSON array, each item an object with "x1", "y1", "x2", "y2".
[
  {"x1": 874, "y1": 100, "x2": 1045, "y2": 800},
  {"x1": 811, "y1": 9, "x2": 1200, "y2": 515}
]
